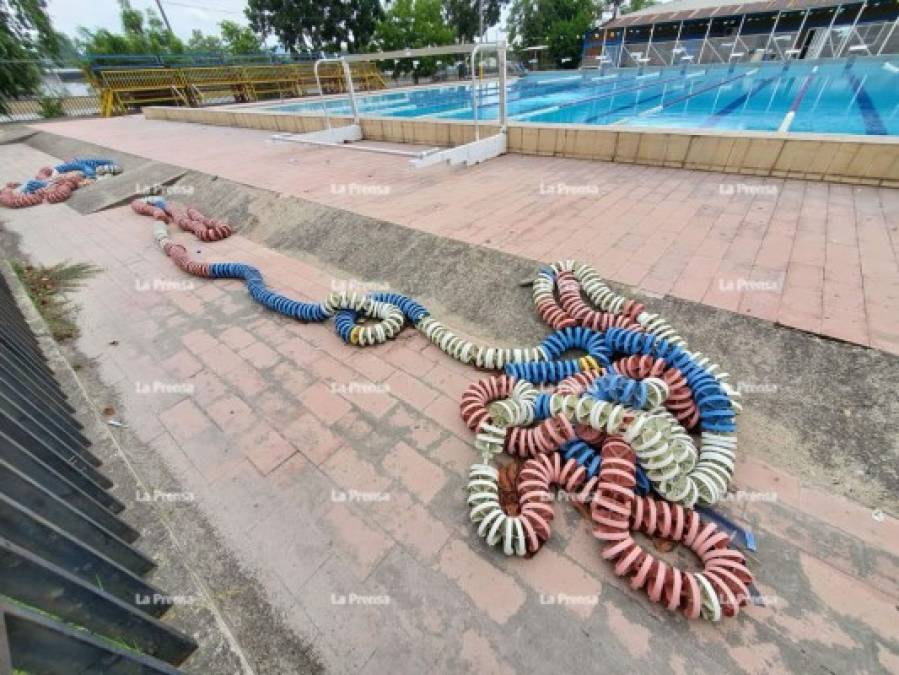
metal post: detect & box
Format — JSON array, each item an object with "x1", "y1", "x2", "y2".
[
  {"x1": 823, "y1": 4, "x2": 844, "y2": 57},
  {"x1": 618, "y1": 27, "x2": 628, "y2": 67},
  {"x1": 498, "y1": 44, "x2": 507, "y2": 129},
  {"x1": 763, "y1": 11, "x2": 783, "y2": 59},
  {"x1": 600, "y1": 29, "x2": 608, "y2": 67},
  {"x1": 671, "y1": 20, "x2": 684, "y2": 66},
  {"x1": 791, "y1": 8, "x2": 811, "y2": 54},
  {"x1": 341, "y1": 59, "x2": 359, "y2": 123},
  {"x1": 479, "y1": 0, "x2": 485, "y2": 42},
  {"x1": 878, "y1": 16, "x2": 899, "y2": 55},
  {"x1": 471, "y1": 45, "x2": 481, "y2": 140},
  {"x1": 837, "y1": 2, "x2": 868, "y2": 56},
  {"x1": 730, "y1": 15, "x2": 746, "y2": 61},
  {"x1": 155, "y1": 0, "x2": 174, "y2": 34},
  {"x1": 646, "y1": 23, "x2": 656, "y2": 64},
  {"x1": 698, "y1": 19, "x2": 713, "y2": 64}
]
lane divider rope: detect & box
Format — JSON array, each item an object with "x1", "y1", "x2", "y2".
[
  {"x1": 131, "y1": 197, "x2": 751, "y2": 620},
  {"x1": 1, "y1": 159, "x2": 121, "y2": 208}
]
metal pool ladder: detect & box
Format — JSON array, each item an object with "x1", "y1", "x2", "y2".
[{"x1": 270, "y1": 43, "x2": 509, "y2": 168}]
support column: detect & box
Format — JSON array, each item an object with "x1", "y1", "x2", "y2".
[
  {"x1": 837, "y1": 2, "x2": 868, "y2": 56},
  {"x1": 729, "y1": 15, "x2": 746, "y2": 61},
  {"x1": 671, "y1": 20, "x2": 685, "y2": 65},
  {"x1": 698, "y1": 19, "x2": 713, "y2": 63},
  {"x1": 618, "y1": 27, "x2": 628, "y2": 67},
  {"x1": 878, "y1": 15, "x2": 899, "y2": 55},
  {"x1": 764, "y1": 11, "x2": 783, "y2": 59},
  {"x1": 791, "y1": 8, "x2": 811, "y2": 54}
]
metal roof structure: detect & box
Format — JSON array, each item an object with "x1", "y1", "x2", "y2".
[{"x1": 605, "y1": 0, "x2": 851, "y2": 28}]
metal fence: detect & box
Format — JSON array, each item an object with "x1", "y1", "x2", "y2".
[
  {"x1": 0, "y1": 95, "x2": 101, "y2": 123},
  {"x1": 94, "y1": 61, "x2": 388, "y2": 116},
  {"x1": 0, "y1": 268, "x2": 197, "y2": 673}
]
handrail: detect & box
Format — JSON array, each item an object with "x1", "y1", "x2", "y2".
[
  {"x1": 470, "y1": 42, "x2": 508, "y2": 141},
  {"x1": 313, "y1": 57, "x2": 359, "y2": 130}
]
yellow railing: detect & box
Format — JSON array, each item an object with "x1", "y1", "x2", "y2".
[{"x1": 95, "y1": 62, "x2": 389, "y2": 116}]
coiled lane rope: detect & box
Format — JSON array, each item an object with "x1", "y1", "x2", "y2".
[
  {"x1": 1, "y1": 159, "x2": 121, "y2": 209},
  {"x1": 131, "y1": 198, "x2": 751, "y2": 620}
]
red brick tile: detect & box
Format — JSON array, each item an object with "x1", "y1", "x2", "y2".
[
  {"x1": 162, "y1": 349, "x2": 203, "y2": 380},
  {"x1": 158, "y1": 399, "x2": 212, "y2": 443},
  {"x1": 197, "y1": 342, "x2": 245, "y2": 375},
  {"x1": 423, "y1": 394, "x2": 470, "y2": 439},
  {"x1": 273, "y1": 334, "x2": 317, "y2": 366},
  {"x1": 181, "y1": 328, "x2": 218, "y2": 354},
  {"x1": 382, "y1": 344, "x2": 437, "y2": 378},
  {"x1": 369, "y1": 489, "x2": 450, "y2": 560},
  {"x1": 427, "y1": 434, "x2": 474, "y2": 475},
  {"x1": 337, "y1": 386, "x2": 396, "y2": 419},
  {"x1": 438, "y1": 539, "x2": 526, "y2": 624},
  {"x1": 271, "y1": 361, "x2": 314, "y2": 397},
  {"x1": 323, "y1": 503, "x2": 395, "y2": 578},
  {"x1": 425, "y1": 362, "x2": 474, "y2": 400},
  {"x1": 299, "y1": 381, "x2": 353, "y2": 423},
  {"x1": 283, "y1": 413, "x2": 342, "y2": 465},
  {"x1": 207, "y1": 395, "x2": 255, "y2": 434},
  {"x1": 384, "y1": 369, "x2": 439, "y2": 409},
  {"x1": 236, "y1": 421, "x2": 297, "y2": 475},
  {"x1": 321, "y1": 444, "x2": 391, "y2": 493},
  {"x1": 220, "y1": 326, "x2": 256, "y2": 351},
  {"x1": 505, "y1": 547, "x2": 602, "y2": 619},
  {"x1": 239, "y1": 341, "x2": 280, "y2": 369},
  {"x1": 381, "y1": 442, "x2": 446, "y2": 503},
  {"x1": 221, "y1": 362, "x2": 268, "y2": 398},
  {"x1": 185, "y1": 370, "x2": 229, "y2": 407},
  {"x1": 306, "y1": 352, "x2": 358, "y2": 384},
  {"x1": 346, "y1": 350, "x2": 395, "y2": 382}
]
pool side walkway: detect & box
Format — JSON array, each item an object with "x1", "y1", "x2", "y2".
[
  {"x1": 1, "y1": 140, "x2": 898, "y2": 674},
  {"x1": 33, "y1": 115, "x2": 899, "y2": 355}
]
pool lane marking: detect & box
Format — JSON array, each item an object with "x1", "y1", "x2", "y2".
[
  {"x1": 514, "y1": 71, "x2": 705, "y2": 122},
  {"x1": 778, "y1": 65, "x2": 819, "y2": 132},
  {"x1": 632, "y1": 68, "x2": 757, "y2": 119},
  {"x1": 703, "y1": 75, "x2": 779, "y2": 127},
  {"x1": 428, "y1": 74, "x2": 641, "y2": 118},
  {"x1": 846, "y1": 71, "x2": 889, "y2": 135}
]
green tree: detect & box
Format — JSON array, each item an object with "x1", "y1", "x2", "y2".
[
  {"x1": 219, "y1": 20, "x2": 262, "y2": 54},
  {"x1": 0, "y1": 0, "x2": 58, "y2": 109},
  {"x1": 187, "y1": 29, "x2": 223, "y2": 53},
  {"x1": 246, "y1": 0, "x2": 383, "y2": 53},
  {"x1": 507, "y1": 0, "x2": 597, "y2": 68},
  {"x1": 443, "y1": 0, "x2": 508, "y2": 42},
  {"x1": 372, "y1": 0, "x2": 456, "y2": 81},
  {"x1": 53, "y1": 31, "x2": 82, "y2": 66},
  {"x1": 77, "y1": 8, "x2": 185, "y2": 56},
  {"x1": 622, "y1": 0, "x2": 656, "y2": 14}
]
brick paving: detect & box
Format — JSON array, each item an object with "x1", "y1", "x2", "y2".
[
  {"x1": 36, "y1": 116, "x2": 899, "y2": 354},
  {"x1": 3, "y1": 142, "x2": 898, "y2": 673}
]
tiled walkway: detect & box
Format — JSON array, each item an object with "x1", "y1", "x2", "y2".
[
  {"x1": 2, "y1": 143, "x2": 897, "y2": 673},
  {"x1": 36, "y1": 116, "x2": 899, "y2": 354}
]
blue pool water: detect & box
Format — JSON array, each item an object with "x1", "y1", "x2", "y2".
[{"x1": 261, "y1": 56, "x2": 899, "y2": 135}]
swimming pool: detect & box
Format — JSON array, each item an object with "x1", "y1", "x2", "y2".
[{"x1": 260, "y1": 56, "x2": 899, "y2": 136}]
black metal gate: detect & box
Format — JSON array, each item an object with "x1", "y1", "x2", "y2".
[{"x1": 0, "y1": 271, "x2": 198, "y2": 673}]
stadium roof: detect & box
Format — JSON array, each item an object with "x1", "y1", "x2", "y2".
[{"x1": 604, "y1": 0, "x2": 852, "y2": 29}]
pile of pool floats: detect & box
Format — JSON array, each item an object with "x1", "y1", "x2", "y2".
[
  {"x1": 0, "y1": 158, "x2": 121, "y2": 208},
  {"x1": 131, "y1": 194, "x2": 754, "y2": 622}
]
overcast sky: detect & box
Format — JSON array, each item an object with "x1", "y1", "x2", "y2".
[
  {"x1": 46, "y1": 0, "x2": 568, "y2": 45},
  {"x1": 47, "y1": 0, "x2": 251, "y2": 40}
]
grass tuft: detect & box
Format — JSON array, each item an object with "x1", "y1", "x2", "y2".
[{"x1": 12, "y1": 260, "x2": 101, "y2": 342}]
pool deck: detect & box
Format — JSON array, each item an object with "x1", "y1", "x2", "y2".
[
  {"x1": 2, "y1": 129, "x2": 898, "y2": 674},
  {"x1": 33, "y1": 115, "x2": 899, "y2": 355}
]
